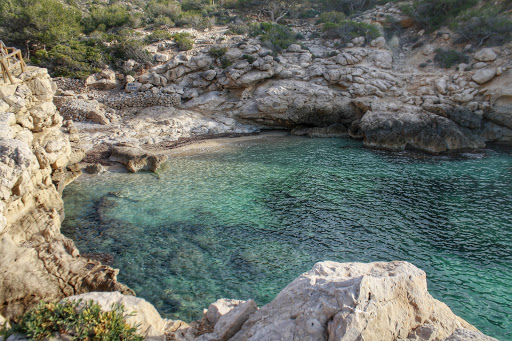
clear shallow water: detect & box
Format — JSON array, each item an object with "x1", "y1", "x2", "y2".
[{"x1": 62, "y1": 136, "x2": 512, "y2": 339}]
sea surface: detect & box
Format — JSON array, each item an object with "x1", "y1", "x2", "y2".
[{"x1": 61, "y1": 136, "x2": 512, "y2": 339}]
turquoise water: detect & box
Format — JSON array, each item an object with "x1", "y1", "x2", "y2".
[{"x1": 61, "y1": 136, "x2": 512, "y2": 339}]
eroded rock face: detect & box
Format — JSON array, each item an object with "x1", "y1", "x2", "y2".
[
  {"x1": 0, "y1": 67, "x2": 132, "y2": 319},
  {"x1": 229, "y1": 261, "x2": 496, "y2": 341}
]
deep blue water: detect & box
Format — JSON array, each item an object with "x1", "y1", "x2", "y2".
[{"x1": 61, "y1": 136, "x2": 512, "y2": 339}]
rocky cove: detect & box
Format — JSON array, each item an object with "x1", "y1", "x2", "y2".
[{"x1": 1, "y1": 2, "x2": 512, "y2": 340}]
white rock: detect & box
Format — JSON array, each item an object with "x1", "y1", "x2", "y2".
[
  {"x1": 287, "y1": 44, "x2": 301, "y2": 52},
  {"x1": 369, "y1": 37, "x2": 386, "y2": 48},
  {"x1": 231, "y1": 261, "x2": 493, "y2": 341},
  {"x1": 472, "y1": 68, "x2": 497, "y2": 85},
  {"x1": 474, "y1": 48, "x2": 497, "y2": 62}
]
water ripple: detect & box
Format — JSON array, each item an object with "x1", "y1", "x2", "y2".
[{"x1": 62, "y1": 136, "x2": 512, "y2": 339}]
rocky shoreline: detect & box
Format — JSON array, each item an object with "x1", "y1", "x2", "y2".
[{"x1": 0, "y1": 2, "x2": 510, "y2": 339}]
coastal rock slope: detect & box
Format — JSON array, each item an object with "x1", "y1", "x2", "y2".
[
  {"x1": 205, "y1": 261, "x2": 496, "y2": 341},
  {"x1": 0, "y1": 68, "x2": 132, "y2": 319},
  {"x1": 44, "y1": 262, "x2": 497, "y2": 341}
]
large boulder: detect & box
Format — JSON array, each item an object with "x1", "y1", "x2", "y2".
[
  {"x1": 239, "y1": 80, "x2": 361, "y2": 128},
  {"x1": 230, "y1": 261, "x2": 496, "y2": 341},
  {"x1": 358, "y1": 110, "x2": 484, "y2": 153},
  {"x1": 109, "y1": 143, "x2": 167, "y2": 173},
  {"x1": 474, "y1": 48, "x2": 497, "y2": 62}
]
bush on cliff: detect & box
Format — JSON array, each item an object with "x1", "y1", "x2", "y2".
[
  {"x1": 0, "y1": 0, "x2": 81, "y2": 49},
  {"x1": 6, "y1": 300, "x2": 142, "y2": 341},
  {"x1": 172, "y1": 32, "x2": 195, "y2": 50},
  {"x1": 322, "y1": 20, "x2": 381, "y2": 44},
  {"x1": 401, "y1": 0, "x2": 479, "y2": 31},
  {"x1": 434, "y1": 48, "x2": 469, "y2": 69},
  {"x1": 452, "y1": 6, "x2": 512, "y2": 47},
  {"x1": 249, "y1": 22, "x2": 297, "y2": 54},
  {"x1": 31, "y1": 41, "x2": 106, "y2": 79}
]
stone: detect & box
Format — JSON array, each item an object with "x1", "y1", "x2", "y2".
[
  {"x1": 204, "y1": 299, "x2": 245, "y2": 326},
  {"x1": 198, "y1": 300, "x2": 258, "y2": 341},
  {"x1": 369, "y1": 37, "x2": 386, "y2": 48},
  {"x1": 84, "y1": 163, "x2": 107, "y2": 174},
  {"x1": 85, "y1": 69, "x2": 117, "y2": 90},
  {"x1": 231, "y1": 261, "x2": 496, "y2": 341},
  {"x1": 474, "y1": 48, "x2": 497, "y2": 62},
  {"x1": 358, "y1": 107, "x2": 484, "y2": 153},
  {"x1": 287, "y1": 44, "x2": 301, "y2": 52},
  {"x1": 86, "y1": 110, "x2": 110, "y2": 125},
  {"x1": 473, "y1": 62, "x2": 487, "y2": 69},
  {"x1": 369, "y1": 51, "x2": 393, "y2": 69},
  {"x1": 472, "y1": 68, "x2": 497, "y2": 85},
  {"x1": 109, "y1": 143, "x2": 167, "y2": 173},
  {"x1": 154, "y1": 53, "x2": 169, "y2": 63},
  {"x1": 63, "y1": 292, "x2": 167, "y2": 340}
]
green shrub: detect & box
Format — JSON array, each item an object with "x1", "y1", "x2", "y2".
[
  {"x1": 11, "y1": 300, "x2": 142, "y2": 341},
  {"x1": 317, "y1": 11, "x2": 346, "y2": 24},
  {"x1": 249, "y1": 22, "x2": 297, "y2": 54},
  {"x1": 172, "y1": 32, "x2": 194, "y2": 50},
  {"x1": 243, "y1": 54, "x2": 256, "y2": 64},
  {"x1": 322, "y1": 20, "x2": 381, "y2": 44},
  {"x1": 153, "y1": 16, "x2": 175, "y2": 28},
  {"x1": 209, "y1": 46, "x2": 228, "y2": 58},
  {"x1": 401, "y1": 0, "x2": 479, "y2": 31},
  {"x1": 434, "y1": 48, "x2": 468, "y2": 69},
  {"x1": 318, "y1": 0, "x2": 380, "y2": 15},
  {"x1": 175, "y1": 12, "x2": 215, "y2": 29},
  {"x1": 82, "y1": 4, "x2": 132, "y2": 33},
  {"x1": 145, "y1": 30, "x2": 173, "y2": 43},
  {"x1": 31, "y1": 40, "x2": 105, "y2": 78},
  {"x1": 227, "y1": 23, "x2": 249, "y2": 35},
  {"x1": 181, "y1": 0, "x2": 208, "y2": 11},
  {"x1": 0, "y1": 0, "x2": 81, "y2": 48},
  {"x1": 145, "y1": 0, "x2": 182, "y2": 23},
  {"x1": 452, "y1": 7, "x2": 512, "y2": 47}
]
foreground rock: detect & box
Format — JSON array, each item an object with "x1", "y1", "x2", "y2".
[
  {"x1": 201, "y1": 261, "x2": 496, "y2": 341},
  {"x1": 0, "y1": 67, "x2": 132, "y2": 319}
]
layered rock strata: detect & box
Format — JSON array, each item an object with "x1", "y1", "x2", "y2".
[
  {"x1": 55, "y1": 3, "x2": 512, "y2": 156},
  {"x1": 0, "y1": 68, "x2": 132, "y2": 319}
]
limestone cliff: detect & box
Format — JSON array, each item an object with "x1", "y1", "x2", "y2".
[
  {"x1": 0, "y1": 68, "x2": 132, "y2": 319},
  {"x1": 54, "y1": 3, "x2": 512, "y2": 159}
]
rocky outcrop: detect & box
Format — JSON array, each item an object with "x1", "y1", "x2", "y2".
[
  {"x1": 219, "y1": 261, "x2": 496, "y2": 341},
  {"x1": 109, "y1": 143, "x2": 168, "y2": 173},
  {"x1": 64, "y1": 23, "x2": 512, "y2": 155},
  {"x1": 0, "y1": 67, "x2": 132, "y2": 320},
  {"x1": 6, "y1": 262, "x2": 493, "y2": 341}
]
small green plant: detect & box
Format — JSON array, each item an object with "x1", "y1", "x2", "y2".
[
  {"x1": 322, "y1": 20, "x2": 381, "y2": 44},
  {"x1": 227, "y1": 23, "x2": 249, "y2": 35},
  {"x1": 434, "y1": 48, "x2": 469, "y2": 69},
  {"x1": 452, "y1": 6, "x2": 512, "y2": 47},
  {"x1": 209, "y1": 46, "x2": 228, "y2": 58},
  {"x1": 172, "y1": 32, "x2": 194, "y2": 50},
  {"x1": 243, "y1": 54, "x2": 256, "y2": 64},
  {"x1": 145, "y1": 29, "x2": 173, "y2": 43},
  {"x1": 316, "y1": 11, "x2": 346, "y2": 24},
  {"x1": 249, "y1": 22, "x2": 297, "y2": 54},
  {"x1": 11, "y1": 300, "x2": 142, "y2": 341}
]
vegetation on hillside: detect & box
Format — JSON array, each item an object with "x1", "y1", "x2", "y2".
[
  {"x1": 1, "y1": 300, "x2": 142, "y2": 341},
  {"x1": 0, "y1": 0, "x2": 510, "y2": 78}
]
